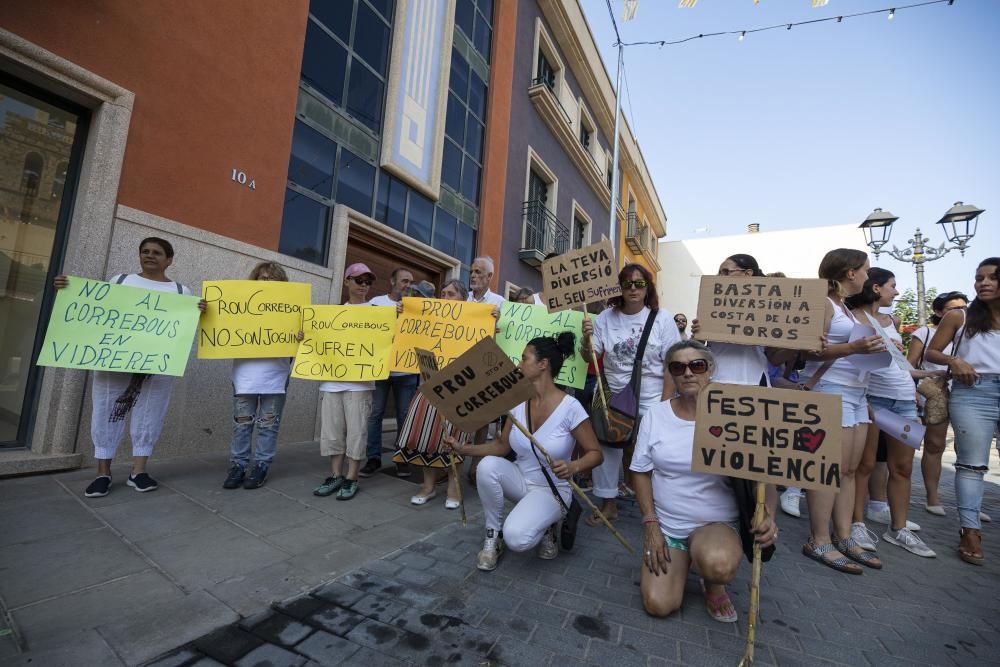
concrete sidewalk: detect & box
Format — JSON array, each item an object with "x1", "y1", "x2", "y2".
[{"x1": 0, "y1": 440, "x2": 480, "y2": 666}]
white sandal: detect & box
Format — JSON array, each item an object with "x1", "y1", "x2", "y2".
[{"x1": 445, "y1": 498, "x2": 461, "y2": 510}]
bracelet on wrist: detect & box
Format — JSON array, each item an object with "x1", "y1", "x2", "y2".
[{"x1": 642, "y1": 516, "x2": 658, "y2": 525}]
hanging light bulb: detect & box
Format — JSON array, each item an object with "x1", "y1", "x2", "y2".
[
  {"x1": 888, "y1": 8, "x2": 895, "y2": 20},
  {"x1": 739, "y1": 31, "x2": 746, "y2": 41}
]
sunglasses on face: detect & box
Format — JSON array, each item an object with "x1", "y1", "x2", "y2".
[
  {"x1": 621, "y1": 279, "x2": 648, "y2": 289},
  {"x1": 352, "y1": 278, "x2": 374, "y2": 286},
  {"x1": 667, "y1": 359, "x2": 711, "y2": 376}
]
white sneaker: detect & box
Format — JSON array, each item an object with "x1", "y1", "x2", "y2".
[
  {"x1": 883, "y1": 527, "x2": 936, "y2": 558},
  {"x1": 477, "y1": 530, "x2": 504, "y2": 571},
  {"x1": 536, "y1": 525, "x2": 558, "y2": 560},
  {"x1": 780, "y1": 489, "x2": 802, "y2": 518},
  {"x1": 410, "y1": 490, "x2": 437, "y2": 505},
  {"x1": 865, "y1": 506, "x2": 921, "y2": 531},
  {"x1": 851, "y1": 522, "x2": 879, "y2": 551},
  {"x1": 925, "y1": 504, "x2": 946, "y2": 516}
]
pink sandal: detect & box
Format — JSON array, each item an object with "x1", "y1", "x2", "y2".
[{"x1": 701, "y1": 582, "x2": 738, "y2": 623}]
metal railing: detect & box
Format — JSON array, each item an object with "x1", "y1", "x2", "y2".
[{"x1": 522, "y1": 200, "x2": 569, "y2": 257}]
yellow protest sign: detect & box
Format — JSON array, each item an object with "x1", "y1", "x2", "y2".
[
  {"x1": 391, "y1": 298, "x2": 495, "y2": 373},
  {"x1": 292, "y1": 305, "x2": 396, "y2": 381},
  {"x1": 198, "y1": 280, "x2": 310, "y2": 359}
]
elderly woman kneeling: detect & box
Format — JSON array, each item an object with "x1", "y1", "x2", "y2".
[{"x1": 630, "y1": 340, "x2": 779, "y2": 623}]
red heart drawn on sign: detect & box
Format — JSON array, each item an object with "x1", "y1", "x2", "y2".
[
  {"x1": 793, "y1": 427, "x2": 825, "y2": 453},
  {"x1": 709, "y1": 426, "x2": 723, "y2": 438}
]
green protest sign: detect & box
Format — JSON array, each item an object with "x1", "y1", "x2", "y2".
[
  {"x1": 37, "y1": 276, "x2": 201, "y2": 377},
  {"x1": 495, "y1": 301, "x2": 586, "y2": 389}
]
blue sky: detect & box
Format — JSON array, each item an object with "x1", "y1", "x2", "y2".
[{"x1": 581, "y1": 0, "x2": 999, "y2": 298}]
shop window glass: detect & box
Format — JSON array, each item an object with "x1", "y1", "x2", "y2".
[
  {"x1": 375, "y1": 172, "x2": 406, "y2": 231},
  {"x1": 346, "y1": 61, "x2": 384, "y2": 132},
  {"x1": 441, "y1": 140, "x2": 463, "y2": 191},
  {"x1": 287, "y1": 121, "x2": 337, "y2": 198},
  {"x1": 406, "y1": 191, "x2": 433, "y2": 244},
  {"x1": 433, "y1": 208, "x2": 457, "y2": 256},
  {"x1": 279, "y1": 189, "x2": 329, "y2": 264},
  {"x1": 354, "y1": 2, "x2": 390, "y2": 76},
  {"x1": 302, "y1": 21, "x2": 348, "y2": 105},
  {"x1": 335, "y1": 148, "x2": 376, "y2": 215},
  {"x1": 50, "y1": 161, "x2": 68, "y2": 200}
]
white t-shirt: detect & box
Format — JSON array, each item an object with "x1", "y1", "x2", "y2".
[
  {"x1": 368, "y1": 293, "x2": 412, "y2": 378},
  {"x1": 110, "y1": 273, "x2": 192, "y2": 296},
  {"x1": 912, "y1": 325, "x2": 950, "y2": 373},
  {"x1": 631, "y1": 399, "x2": 738, "y2": 539},
  {"x1": 709, "y1": 343, "x2": 769, "y2": 387},
  {"x1": 232, "y1": 359, "x2": 291, "y2": 395},
  {"x1": 468, "y1": 289, "x2": 505, "y2": 307},
  {"x1": 508, "y1": 395, "x2": 588, "y2": 495},
  {"x1": 592, "y1": 307, "x2": 681, "y2": 413}
]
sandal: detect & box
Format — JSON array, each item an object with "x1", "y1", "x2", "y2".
[
  {"x1": 701, "y1": 581, "x2": 738, "y2": 623},
  {"x1": 959, "y1": 528, "x2": 985, "y2": 565},
  {"x1": 834, "y1": 536, "x2": 882, "y2": 570},
  {"x1": 585, "y1": 507, "x2": 617, "y2": 527},
  {"x1": 802, "y1": 540, "x2": 863, "y2": 575}
]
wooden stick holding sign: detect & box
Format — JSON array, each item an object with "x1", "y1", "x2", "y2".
[
  {"x1": 415, "y1": 348, "x2": 466, "y2": 526},
  {"x1": 693, "y1": 383, "x2": 843, "y2": 665},
  {"x1": 738, "y1": 482, "x2": 767, "y2": 667},
  {"x1": 507, "y1": 414, "x2": 636, "y2": 556}
]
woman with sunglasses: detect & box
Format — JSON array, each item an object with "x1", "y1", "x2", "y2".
[
  {"x1": 799, "y1": 249, "x2": 887, "y2": 574},
  {"x1": 632, "y1": 340, "x2": 778, "y2": 622},
  {"x1": 926, "y1": 258, "x2": 1000, "y2": 565},
  {"x1": 907, "y1": 290, "x2": 970, "y2": 516},
  {"x1": 222, "y1": 261, "x2": 303, "y2": 490},
  {"x1": 582, "y1": 264, "x2": 681, "y2": 525},
  {"x1": 312, "y1": 263, "x2": 378, "y2": 501}
]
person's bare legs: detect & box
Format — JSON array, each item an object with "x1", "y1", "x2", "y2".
[
  {"x1": 97, "y1": 459, "x2": 112, "y2": 476},
  {"x1": 640, "y1": 547, "x2": 690, "y2": 618},
  {"x1": 853, "y1": 425, "x2": 879, "y2": 523},
  {"x1": 886, "y1": 437, "x2": 915, "y2": 530},
  {"x1": 418, "y1": 466, "x2": 441, "y2": 497},
  {"x1": 921, "y1": 422, "x2": 948, "y2": 508},
  {"x1": 833, "y1": 424, "x2": 868, "y2": 541},
  {"x1": 689, "y1": 523, "x2": 743, "y2": 599}
]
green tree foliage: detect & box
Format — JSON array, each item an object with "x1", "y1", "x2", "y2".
[{"x1": 893, "y1": 287, "x2": 938, "y2": 327}]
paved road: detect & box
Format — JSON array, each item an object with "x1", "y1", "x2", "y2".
[{"x1": 148, "y1": 448, "x2": 1000, "y2": 667}]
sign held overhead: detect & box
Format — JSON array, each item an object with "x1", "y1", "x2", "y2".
[{"x1": 542, "y1": 240, "x2": 621, "y2": 313}]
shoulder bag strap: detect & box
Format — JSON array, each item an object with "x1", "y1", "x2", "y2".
[
  {"x1": 918, "y1": 328, "x2": 932, "y2": 370},
  {"x1": 628, "y1": 309, "x2": 658, "y2": 398},
  {"x1": 952, "y1": 311, "x2": 966, "y2": 359},
  {"x1": 526, "y1": 400, "x2": 570, "y2": 512},
  {"x1": 115, "y1": 274, "x2": 129, "y2": 284},
  {"x1": 175, "y1": 281, "x2": 184, "y2": 294}
]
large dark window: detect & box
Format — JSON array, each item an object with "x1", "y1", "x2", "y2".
[
  {"x1": 288, "y1": 121, "x2": 337, "y2": 198},
  {"x1": 442, "y1": 51, "x2": 486, "y2": 206},
  {"x1": 301, "y1": 21, "x2": 347, "y2": 107},
  {"x1": 456, "y1": 0, "x2": 493, "y2": 60},
  {"x1": 336, "y1": 148, "x2": 376, "y2": 216},
  {"x1": 279, "y1": 190, "x2": 329, "y2": 264},
  {"x1": 536, "y1": 52, "x2": 556, "y2": 91}
]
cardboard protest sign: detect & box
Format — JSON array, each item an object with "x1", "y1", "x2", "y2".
[
  {"x1": 873, "y1": 409, "x2": 925, "y2": 449},
  {"x1": 419, "y1": 337, "x2": 536, "y2": 432},
  {"x1": 541, "y1": 240, "x2": 621, "y2": 312},
  {"x1": 292, "y1": 305, "x2": 395, "y2": 381},
  {"x1": 37, "y1": 276, "x2": 200, "y2": 376},
  {"x1": 496, "y1": 302, "x2": 586, "y2": 389},
  {"x1": 693, "y1": 383, "x2": 843, "y2": 491},
  {"x1": 391, "y1": 298, "x2": 495, "y2": 373},
  {"x1": 695, "y1": 276, "x2": 827, "y2": 350},
  {"x1": 414, "y1": 347, "x2": 439, "y2": 381},
  {"x1": 198, "y1": 280, "x2": 310, "y2": 359}
]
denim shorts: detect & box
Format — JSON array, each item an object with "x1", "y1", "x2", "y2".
[
  {"x1": 868, "y1": 395, "x2": 919, "y2": 421},
  {"x1": 812, "y1": 380, "x2": 870, "y2": 428}
]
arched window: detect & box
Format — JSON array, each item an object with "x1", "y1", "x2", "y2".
[
  {"x1": 21, "y1": 152, "x2": 43, "y2": 198},
  {"x1": 51, "y1": 161, "x2": 68, "y2": 200}
]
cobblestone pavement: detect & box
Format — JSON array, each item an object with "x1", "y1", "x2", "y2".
[{"x1": 151, "y1": 448, "x2": 1000, "y2": 667}]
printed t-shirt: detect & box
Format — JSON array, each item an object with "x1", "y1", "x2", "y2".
[
  {"x1": 592, "y1": 307, "x2": 681, "y2": 413},
  {"x1": 508, "y1": 395, "x2": 588, "y2": 494},
  {"x1": 630, "y1": 398, "x2": 738, "y2": 539}
]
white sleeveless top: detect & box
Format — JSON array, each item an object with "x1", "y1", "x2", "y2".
[
  {"x1": 867, "y1": 320, "x2": 915, "y2": 400},
  {"x1": 912, "y1": 325, "x2": 950, "y2": 373},
  {"x1": 955, "y1": 313, "x2": 1000, "y2": 374},
  {"x1": 803, "y1": 298, "x2": 863, "y2": 388}
]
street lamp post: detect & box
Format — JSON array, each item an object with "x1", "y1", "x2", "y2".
[{"x1": 859, "y1": 202, "x2": 985, "y2": 326}]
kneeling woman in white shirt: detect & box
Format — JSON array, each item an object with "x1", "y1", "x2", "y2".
[
  {"x1": 442, "y1": 333, "x2": 603, "y2": 571},
  {"x1": 631, "y1": 340, "x2": 778, "y2": 623}
]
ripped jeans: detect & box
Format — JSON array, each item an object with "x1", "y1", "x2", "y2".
[
  {"x1": 950, "y1": 375, "x2": 1000, "y2": 529},
  {"x1": 230, "y1": 394, "x2": 287, "y2": 468}
]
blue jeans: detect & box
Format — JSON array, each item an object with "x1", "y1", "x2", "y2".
[
  {"x1": 230, "y1": 394, "x2": 287, "y2": 468},
  {"x1": 950, "y1": 374, "x2": 1000, "y2": 529},
  {"x1": 366, "y1": 374, "x2": 419, "y2": 460}
]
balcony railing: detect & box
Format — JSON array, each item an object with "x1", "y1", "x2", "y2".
[
  {"x1": 519, "y1": 200, "x2": 569, "y2": 266},
  {"x1": 625, "y1": 211, "x2": 643, "y2": 253}
]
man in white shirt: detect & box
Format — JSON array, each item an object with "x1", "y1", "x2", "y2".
[
  {"x1": 467, "y1": 256, "x2": 505, "y2": 307},
  {"x1": 362, "y1": 267, "x2": 418, "y2": 478}
]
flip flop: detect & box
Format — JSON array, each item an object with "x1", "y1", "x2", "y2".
[
  {"x1": 585, "y1": 511, "x2": 615, "y2": 527},
  {"x1": 701, "y1": 582, "x2": 738, "y2": 623},
  {"x1": 802, "y1": 540, "x2": 863, "y2": 575}
]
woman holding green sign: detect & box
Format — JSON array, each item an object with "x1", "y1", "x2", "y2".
[{"x1": 54, "y1": 236, "x2": 206, "y2": 498}]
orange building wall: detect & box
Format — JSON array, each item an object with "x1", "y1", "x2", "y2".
[
  {"x1": 0, "y1": 1, "x2": 308, "y2": 250},
  {"x1": 476, "y1": 0, "x2": 517, "y2": 277}
]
